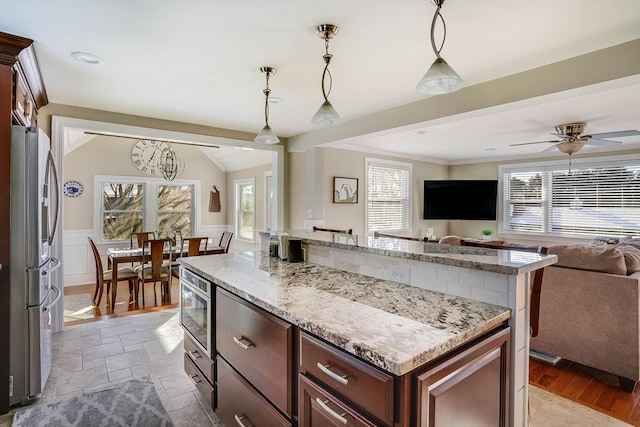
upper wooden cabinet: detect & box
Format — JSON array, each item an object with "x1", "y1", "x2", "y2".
[{"x1": 0, "y1": 31, "x2": 48, "y2": 127}]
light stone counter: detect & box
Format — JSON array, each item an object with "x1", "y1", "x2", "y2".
[
  {"x1": 179, "y1": 251, "x2": 510, "y2": 376},
  {"x1": 285, "y1": 230, "x2": 557, "y2": 275}
]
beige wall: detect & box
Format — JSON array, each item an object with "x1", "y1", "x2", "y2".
[
  {"x1": 63, "y1": 135, "x2": 227, "y2": 230},
  {"x1": 287, "y1": 148, "x2": 449, "y2": 237},
  {"x1": 226, "y1": 164, "x2": 273, "y2": 234}
]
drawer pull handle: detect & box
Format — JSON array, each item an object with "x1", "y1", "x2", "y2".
[
  {"x1": 187, "y1": 350, "x2": 201, "y2": 360},
  {"x1": 233, "y1": 336, "x2": 254, "y2": 350},
  {"x1": 315, "y1": 398, "x2": 348, "y2": 424},
  {"x1": 188, "y1": 374, "x2": 202, "y2": 385},
  {"x1": 234, "y1": 414, "x2": 254, "y2": 427},
  {"x1": 316, "y1": 362, "x2": 349, "y2": 385}
]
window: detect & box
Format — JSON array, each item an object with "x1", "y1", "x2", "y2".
[
  {"x1": 102, "y1": 182, "x2": 144, "y2": 241},
  {"x1": 500, "y1": 157, "x2": 640, "y2": 238},
  {"x1": 95, "y1": 176, "x2": 198, "y2": 242},
  {"x1": 366, "y1": 158, "x2": 411, "y2": 233},
  {"x1": 235, "y1": 178, "x2": 255, "y2": 241}
]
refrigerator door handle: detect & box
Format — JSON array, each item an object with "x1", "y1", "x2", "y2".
[
  {"x1": 44, "y1": 257, "x2": 60, "y2": 275},
  {"x1": 45, "y1": 151, "x2": 60, "y2": 246},
  {"x1": 43, "y1": 286, "x2": 61, "y2": 312}
]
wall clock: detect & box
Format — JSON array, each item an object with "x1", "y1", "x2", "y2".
[
  {"x1": 63, "y1": 180, "x2": 83, "y2": 197},
  {"x1": 131, "y1": 139, "x2": 169, "y2": 175}
]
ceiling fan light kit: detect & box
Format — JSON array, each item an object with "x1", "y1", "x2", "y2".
[
  {"x1": 416, "y1": 0, "x2": 465, "y2": 95},
  {"x1": 254, "y1": 66, "x2": 280, "y2": 144},
  {"x1": 311, "y1": 24, "x2": 342, "y2": 126}
]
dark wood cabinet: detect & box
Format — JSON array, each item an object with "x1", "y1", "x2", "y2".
[
  {"x1": 299, "y1": 332, "x2": 394, "y2": 425},
  {"x1": 416, "y1": 328, "x2": 510, "y2": 427},
  {"x1": 298, "y1": 374, "x2": 377, "y2": 427},
  {"x1": 217, "y1": 355, "x2": 291, "y2": 427},
  {"x1": 184, "y1": 333, "x2": 214, "y2": 385},
  {"x1": 216, "y1": 287, "x2": 293, "y2": 417},
  {"x1": 184, "y1": 353, "x2": 215, "y2": 408}
]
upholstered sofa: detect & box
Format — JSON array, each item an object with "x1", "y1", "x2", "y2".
[{"x1": 439, "y1": 236, "x2": 640, "y2": 392}]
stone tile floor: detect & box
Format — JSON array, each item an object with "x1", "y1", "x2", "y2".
[{"x1": 0, "y1": 308, "x2": 631, "y2": 426}]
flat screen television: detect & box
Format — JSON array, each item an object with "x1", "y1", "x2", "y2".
[{"x1": 423, "y1": 180, "x2": 498, "y2": 220}]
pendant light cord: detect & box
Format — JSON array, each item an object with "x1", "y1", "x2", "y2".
[
  {"x1": 321, "y1": 36, "x2": 333, "y2": 102},
  {"x1": 263, "y1": 72, "x2": 271, "y2": 126},
  {"x1": 430, "y1": 0, "x2": 447, "y2": 59}
]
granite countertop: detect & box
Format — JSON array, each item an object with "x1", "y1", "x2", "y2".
[
  {"x1": 179, "y1": 252, "x2": 510, "y2": 376},
  {"x1": 284, "y1": 230, "x2": 557, "y2": 275}
]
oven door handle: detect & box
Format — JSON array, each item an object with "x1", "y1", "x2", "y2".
[{"x1": 181, "y1": 281, "x2": 209, "y2": 299}]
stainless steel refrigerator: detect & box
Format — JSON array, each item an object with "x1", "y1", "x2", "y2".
[{"x1": 9, "y1": 126, "x2": 61, "y2": 406}]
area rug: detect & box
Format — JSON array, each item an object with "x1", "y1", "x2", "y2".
[
  {"x1": 63, "y1": 293, "x2": 95, "y2": 323},
  {"x1": 12, "y1": 376, "x2": 173, "y2": 427}
]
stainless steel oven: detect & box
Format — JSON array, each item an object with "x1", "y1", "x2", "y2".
[{"x1": 180, "y1": 268, "x2": 212, "y2": 357}]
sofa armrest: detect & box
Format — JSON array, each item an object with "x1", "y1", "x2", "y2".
[{"x1": 531, "y1": 266, "x2": 640, "y2": 380}]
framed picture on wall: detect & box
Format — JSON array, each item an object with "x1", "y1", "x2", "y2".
[{"x1": 333, "y1": 177, "x2": 358, "y2": 204}]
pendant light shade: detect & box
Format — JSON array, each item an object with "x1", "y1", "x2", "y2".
[
  {"x1": 311, "y1": 101, "x2": 341, "y2": 126},
  {"x1": 416, "y1": 0, "x2": 464, "y2": 95},
  {"x1": 254, "y1": 66, "x2": 280, "y2": 144},
  {"x1": 416, "y1": 58, "x2": 464, "y2": 95},
  {"x1": 311, "y1": 24, "x2": 341, "y2": 126},
  {"x1": 254, "y1": 124, "x2": 279, "y2": 145}
]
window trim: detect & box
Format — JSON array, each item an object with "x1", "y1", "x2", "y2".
[
  {"x1": 498, "y1": 154, "x2": 639, "y2": 241},
  {"x1": 234, "y1": 177, "x2": 256, "y2": 243},
  {"x1": 93, "y1": 174, "x2": 200, "y2": 244},
  {"x1": 364, "y1": 157, "x2": 412, "y2": 235}
]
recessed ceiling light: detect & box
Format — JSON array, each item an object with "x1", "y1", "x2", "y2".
[
  {"x1": 268, "y1": 96, "x2": 283, "y2": 104},
  {"x1": 485, "y1": 147, "x2": 496, "y2": 151},
  {"x1": 71, "y1": 52, "x2": 103, "y2": 65}
]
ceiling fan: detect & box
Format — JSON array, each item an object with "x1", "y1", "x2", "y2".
[{"x1": 510, "y1": 122, "x2": 640, "y2": 154}]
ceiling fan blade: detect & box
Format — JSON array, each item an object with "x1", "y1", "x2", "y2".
[
  {"x1": 542, "y1": 144, "x2": 560, "y2": 153},
  {"x1": 585, "y1": 138, "x2": 623, "y2": 147},
  {"x1": 589, "y1": 130, "x2": 640, "y2": 139},
  {"x1": 510, "y1": 140, "x2": 562, "y2": 147}
]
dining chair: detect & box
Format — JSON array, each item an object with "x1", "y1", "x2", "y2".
[
  {"x1": 130, "y1": 231, "x2": 156, "y2": 268},
  {"x1": 170, "y1": 236, "x2": 208, "y2": 279},
  {"x1": 136, "y1": 238, "x2": 172, "y2": 306},
  {"x1": 88, "y1": 237, "x2": 138, "y2": 307}
]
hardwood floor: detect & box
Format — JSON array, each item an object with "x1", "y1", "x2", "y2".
[
  {"x1": 63, "y1": 278, "x2": 180, "y2": 326},
  {"x1": 529, "y1": 358, "x2": 640, "y2": 425}
]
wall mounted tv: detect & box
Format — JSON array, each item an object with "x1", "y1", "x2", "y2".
[{"x1": 423, "y1": 180, "x2": 498, "y2": 220}]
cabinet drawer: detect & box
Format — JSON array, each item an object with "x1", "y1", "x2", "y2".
[
  {"x1": 184, "y1": 333, "x2": 214, "y2": 384},
  {"x1": 299, "y1": 332, "x2": 394, "y2": 426},
  {"x1": 299, "y1": 374, "x2": 377, "y2": 427},
  {"x1": 216, "y1": 288, "x2": 293, "y2": 417},
  {"x1": 184, "y1": 353, "x2": 215, "y2": 409},
  {"x1": 217, "y1": 356, "x2": 291, "y2": 427}
]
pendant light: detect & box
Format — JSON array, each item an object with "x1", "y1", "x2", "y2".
[
  {"x1": 159, "y1": 145, "x2": 184, "y2": 181},
  {"x1": 416, "y1": 0, "x2": 464, "y2": 95},
  {"x1": 254, "y1": 66, "x2": 280, "y2": 144},
  {"x1": 311, "y1": 24, "x2": 341, "y2": 126}
]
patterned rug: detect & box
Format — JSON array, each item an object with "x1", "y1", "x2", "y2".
[
  {"x1": 12, "y1": 376, "x2": 173, "y2": 427},
  {"x1": 63, "y1": 293, "x2": 95, "y2": 323}
]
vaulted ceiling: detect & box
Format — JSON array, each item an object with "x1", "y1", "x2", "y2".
[{"x1": 2, "y1": 0, "x2": 639, "y2": 163}]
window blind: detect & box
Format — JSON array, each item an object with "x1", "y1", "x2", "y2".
[
  {"x1": 367, "y1": 161, "x2": 410, "y2": 233},
  {"x1": 502, "y1": 159, "x2": 640, "y2": 238}
]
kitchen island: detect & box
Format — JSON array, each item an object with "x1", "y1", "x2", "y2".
[{"x1": 179, "y1": 250, "x2": 522, "y2": 426}]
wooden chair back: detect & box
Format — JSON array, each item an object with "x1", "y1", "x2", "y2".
[
  {"x1": 219, "y1": 231, "x2": 233, "y2": 253},
  {"x1": 313, "y1": 226, "x2": 353, "y2": 235},
  {"x1": 373, "y1": 231, "x2": 427, "y2": 242},
  {"x1": 182, "y1": 237, "x2": 208, "y2": 256},
  {"x1": 140, "y1": 239, "x2": 168, "y2": 281},
  {"x1": 88, "y1": 237, "x2": 105, "y2": 287},
  {"x1": 131, "y1": 231, "x2": 155, "y2": 248}
]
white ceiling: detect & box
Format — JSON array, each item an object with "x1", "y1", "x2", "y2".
[{"x1": 1, "y1": 0, "x2": 639, "y2": 163}]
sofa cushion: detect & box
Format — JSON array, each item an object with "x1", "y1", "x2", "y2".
[
  {"x1": 616, "y1": 244, "x2": 640, "y2": 274},
  {"x1": 547, "y1": 244, "x2": 627, "y2": 275}
]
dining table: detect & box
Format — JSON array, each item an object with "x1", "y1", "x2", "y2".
[{"x1": 106, "y1": 245, "x2": 181, "y2": 310}]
